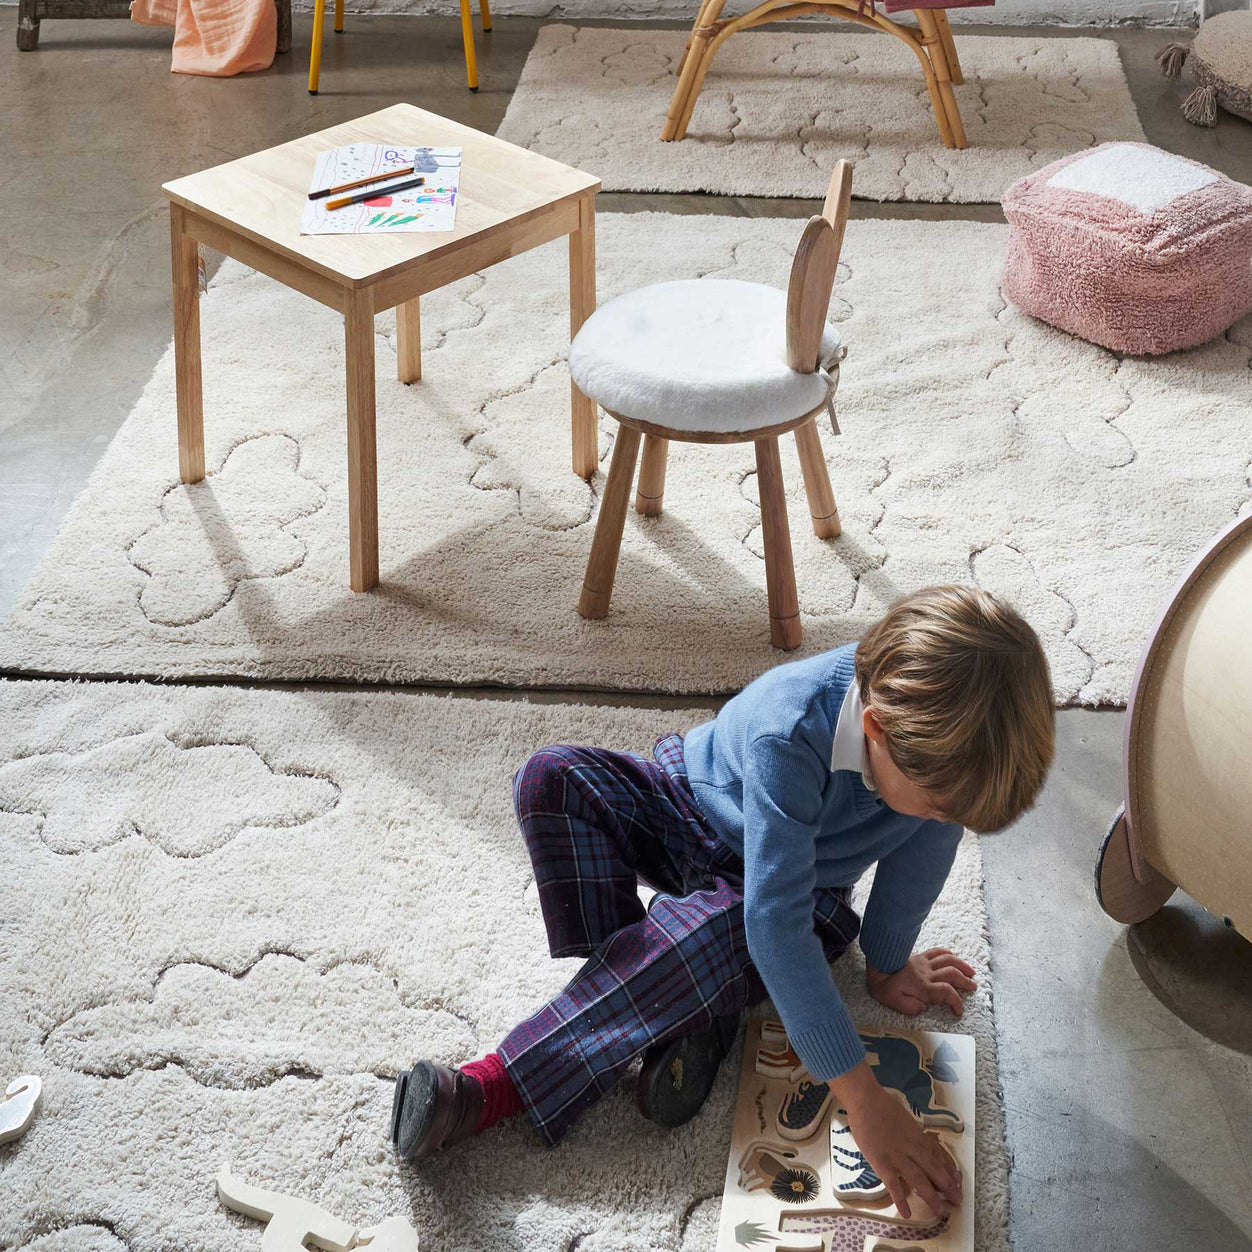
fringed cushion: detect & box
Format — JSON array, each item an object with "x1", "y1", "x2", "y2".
[
  {"x1": 1157, "y1": 10, "x2": 1252, "y2": 129},
  {"x1": 1001, "y1": 142, "x2": 1252, "y2": 356}
]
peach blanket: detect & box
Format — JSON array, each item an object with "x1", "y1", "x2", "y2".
[{"x1": 131, "y1": 0, "x2": 275, "y2": 76}]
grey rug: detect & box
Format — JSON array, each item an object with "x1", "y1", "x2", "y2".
[
  {"x1": 2, "y1": 214, "x2": 1249, "y2": 702},
  {"x1": 0, "y1": 678, "x2": 1009, "y2": 1252},
  {"x1": 496, "y1": 26, "x2": 1146, "y2": 202}
]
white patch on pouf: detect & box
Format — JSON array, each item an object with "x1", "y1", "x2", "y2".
[
  {"x1": 2, "y1": 215, "x2": 1250, "y2": 704},
  {"x1": 0, "y1": 678, "x2": 1011, "y2": 1252},
  {"x1": 1045, "y1": 142, "x2": 1219, "y2": 213}
]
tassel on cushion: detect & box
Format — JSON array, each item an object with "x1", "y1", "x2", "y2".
[
  {"x1": 1155, "y1": 40, "x2": 1191, "y2": 81},
  {"x1": 1182, "y1": 84, "x2": 1219, "y2": 127}
]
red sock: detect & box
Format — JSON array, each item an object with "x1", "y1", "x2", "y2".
[{"x1": 461, "y1": 1053, "x2": 522, "y2": 1132}]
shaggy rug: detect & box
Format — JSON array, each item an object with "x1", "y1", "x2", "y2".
[
  {"x1": 495, "y1": 27, "x2": 1146, "y2": 202},
  {"x1": 2, "y1": 214, "x2": 1250, "y2": 702},
  {"x1": 0, "y1": 678, "x2": 1009, "y2": 1252}
]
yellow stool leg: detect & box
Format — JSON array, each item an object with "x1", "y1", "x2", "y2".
[
  {"x1": 307, "y1": 0, "x2": 325, "y2": 93},
  {"x1": 479, "y1": 0, "x2": 491, "y2": 32},
  {"x1": 459, "y1": 0, "x2": 478, "y2": 90},
  {"x1": 333, "y1": 0, "x2": 343, "y2": 34}
]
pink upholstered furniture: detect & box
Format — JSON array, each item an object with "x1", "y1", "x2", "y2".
[{"x1": 1001, "y1": 142, "x2": 1252, "y2": 355}]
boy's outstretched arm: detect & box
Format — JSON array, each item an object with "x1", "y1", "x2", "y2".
[{"x1": 741, "y1": 733, "x2": 963, "y2": 1218}]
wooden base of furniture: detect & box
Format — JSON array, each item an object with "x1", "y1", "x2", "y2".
[
  {"x1": 661, "y1": 0, "x2": 967, "y2": 150},
  {"x1": 1095, "y1": 807, "x2": 1176, "y2": 925},
  {"x1": 17, "y1": 0, "x2": 291, "y2": 49},
  {"x1": 578, "y1": 409, "x2": 835, "y2": 651}
]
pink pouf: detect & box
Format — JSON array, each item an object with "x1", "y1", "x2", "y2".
[{"x1": 1001, "y1": 142, "x2": 1252, "y2": 355}]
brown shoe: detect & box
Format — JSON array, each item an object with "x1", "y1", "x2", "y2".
[
  {"x1": 391, "y1": 1061, "x2": 484, "y2": 1160},
  {"x1": 636, "y1": 1013, "x2": 741, "y2": 1129}
]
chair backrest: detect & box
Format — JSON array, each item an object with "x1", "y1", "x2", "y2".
[{"x1": 785, "y1": 159, "x2": 853, "y2": 374}]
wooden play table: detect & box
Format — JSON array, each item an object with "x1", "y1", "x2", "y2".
[{"x1": 162, "y1": 103, "x2": 600, "y2": 592}]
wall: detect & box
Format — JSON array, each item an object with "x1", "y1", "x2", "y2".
[{"x1": 293, "y1": 0, "x2": 1201, "y2": 25}]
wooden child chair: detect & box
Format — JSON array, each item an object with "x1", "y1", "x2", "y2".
[
  {"x1": 570, "y1": 161, "x2": 853, "y2": 650},
  {"x1": 308, "y1": 0, "x2": 491, "y2": 94}
]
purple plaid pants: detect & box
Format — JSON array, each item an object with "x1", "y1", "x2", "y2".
[{"x1": 497, "y1": 734, "x2": 861, "y2": 1147}]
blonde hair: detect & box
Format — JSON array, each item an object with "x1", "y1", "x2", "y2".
[{"x1": 854, "y1": 586, "x2": 1054, "y2": 833}]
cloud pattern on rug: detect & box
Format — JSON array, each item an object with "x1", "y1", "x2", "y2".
[
  {"x1": 44, "y1": 953, "x2": 477, "y2": 1086},
  {"x1": 128, "y1": 433, "x2": 325, "y2": 628},
  {"x1": 0, "y1": 681, "x2": 1012, "y2": 1252},
  {"x1": 0, "y1": 731, "x2": 339, "y2": 856},
  {"x1": 496, "y1": 28, "x2": 1147, "y2": 202}
]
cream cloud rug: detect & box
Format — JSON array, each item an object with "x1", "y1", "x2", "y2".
[
  {"x1": 2, "y1": 214, "x2": 1249, "y2": 703},
  {"x1": 496, "y1": 27, "x2": 1145, "y2": 202},
  {"x1": 0, "y1": 678, "x2": 1009, "y2": 1252}
]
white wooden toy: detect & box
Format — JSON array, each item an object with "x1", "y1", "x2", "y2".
[
  {"x1": 216, "y1": 1167, "x2": 419, "y2": 1252},
  {"x1": 0, "y1": 1075, "x2": 41, "y2": 1145},
  {"x1": 355, "y1": 1217, "x2": 419, "y2": 1251},
  {"x1": 217, "y1": 1166, "x2": 358, "y2": 1252},
  {"x1": 716, "y1": 1020, "x2": 974, "y2": 1252}
]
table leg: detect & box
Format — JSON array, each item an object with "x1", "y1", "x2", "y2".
[
  {"x1": 344, "y1": 287, "x2": 379, "y2": 592},
  {"x1": 397, "y1": 296, "x2": 421, "y2": 383},
  {"x1": 569, "y1": 195, "x2": 598, "y2": 480},
  {"x1": 170, "y1": 204, "x2": 205, "y2": 484}
]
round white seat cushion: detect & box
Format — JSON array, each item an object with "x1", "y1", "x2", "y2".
[{"x1": 568, "y1": 278, "x2": 842, "y2": 435}]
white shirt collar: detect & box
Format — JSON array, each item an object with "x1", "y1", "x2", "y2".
[{"x1": 831, "y1": 679, "x2": 877, "y2": 793}]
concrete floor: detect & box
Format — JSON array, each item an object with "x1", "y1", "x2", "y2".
[{"x1": 2, "y1": 10, "x2": 1251, "y2": 1250}]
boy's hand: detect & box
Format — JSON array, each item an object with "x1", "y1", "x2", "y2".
[
  {"x1": 834, "y1": 1062, "x2": 962, "y2": 1218},
  {"x1": 866, "y1": 948, "x2": 976, "y2": 1017}
]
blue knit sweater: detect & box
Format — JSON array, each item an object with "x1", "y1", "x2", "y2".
[{"x1": 682, "y1": 644, "x2": 963, "y2": 1080}]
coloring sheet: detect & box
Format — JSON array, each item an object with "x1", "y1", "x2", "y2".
[
  {"x1": 300, "y1": 144, "x2": 461, "y2": 235},
  {"x1": 717, "y1": 1018, "x2": 975, "y2": 1252}
]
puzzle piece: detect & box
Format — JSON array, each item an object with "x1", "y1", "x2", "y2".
[
  {"x1": 829, "y1": 1121, "x2": 888, "y2": 1203},
  {"x1": 217, "y1": 1166, "x2": 358, "y2": 1252},
  {"x1": 355, "y1": 1217, "x2": 420, "y2": 1251},
  {"x1": 0, "y1": 1075, "x2": 41, "y2": 1145}
]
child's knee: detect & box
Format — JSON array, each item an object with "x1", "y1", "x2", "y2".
[{"x1": 513, "y1": 745, "x2": 589, "y2": 818}]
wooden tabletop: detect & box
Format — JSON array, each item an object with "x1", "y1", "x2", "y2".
[{"x1": 162, "y1": 103, "x2": 600, "y2": 289}]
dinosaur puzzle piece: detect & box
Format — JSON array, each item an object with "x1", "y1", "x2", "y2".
[
  {"x1": 0, "y1": 1075, "x2": 41, "y2": 1145},
  {"x1": 355, "y1": 1217, "x2": 420, "y2": 1251},
  {"x1": 217, "y1": 1166, "x2": 359, "y2": 1251}
]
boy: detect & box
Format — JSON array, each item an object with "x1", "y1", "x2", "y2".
[{"x1": 391, "y1": 586, "x2": 1053, "y2": 1218}]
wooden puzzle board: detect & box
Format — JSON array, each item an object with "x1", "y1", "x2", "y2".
[{"x1": 715, "y1": 1018, "x2": 975, "y2": 1252}]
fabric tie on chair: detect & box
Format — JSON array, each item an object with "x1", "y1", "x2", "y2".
[{"x1": 818, "y1": 343, "x2": 847, "y2": 435}]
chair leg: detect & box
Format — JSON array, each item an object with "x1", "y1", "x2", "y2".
[
  {"x1": 915, "y1": 9, "x2": 967, "y2": 149},
  {"x1": 794, "y1": 419, "x2": 840, "y2": 539},
  {"x1": 275, "y1": 0, "x2": 292, "y2": 53},
  {"x1": 755, "y1": 436, "x2": 801, "y2": 650},
  {"x1": 307, "y1": 0, "x2": 325, "y2": 93},
  {"x1": 333, "y1": 0, "x2": 343, "y2": 34},
  {"x1": 459, "y1": 0, "x2": 479, "y2": 90},
  {"x1": 479, "y1": 0, "x2": 492, "y2": 32},
  {"x1": 934, "y1": 10, "x2": 962, "y2": 85},
  {"x1": 579, "y1": 426, "x2": 642, "y2": 620},
  {"x1": 635, "y1": 434, "x2": 668, "y2": 517}
]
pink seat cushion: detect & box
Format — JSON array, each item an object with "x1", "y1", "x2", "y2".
[
  {"x1": 881, "y1": 0, "x2": 991, "y2": 12},
  {"x1": 1001, "y1": 142, "x2": 1252, "y2": 355}
]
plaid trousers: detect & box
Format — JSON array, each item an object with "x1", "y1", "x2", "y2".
[{"x1": 498, "y1": 734, "x2": 861, "y2": 1147}]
